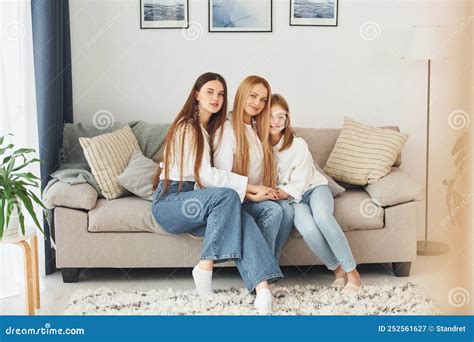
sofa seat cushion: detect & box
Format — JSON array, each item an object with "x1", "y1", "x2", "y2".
[
  {"x1": 292, "y1": 189, "x2": 384, "y2": 238},
  {"x1": 88, "y1": 197, "x2": 170, "y2": 235}
]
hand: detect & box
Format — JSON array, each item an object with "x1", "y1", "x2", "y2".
[
  {"x1": 275, "y1": 188, "x2": 290, "y2": 200},
  {"x1": 247, "y1": 184, "x2": 271, "y2": 194},
  {"x1": 247, "y1": 184, "x2": 278, "y2": 199},
  {"x1": 246, "y1": 190, "x2": 275, "y2": 202}
]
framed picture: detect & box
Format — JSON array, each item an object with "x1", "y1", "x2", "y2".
[
  {"x1": 140, "y1": 0, "x2": 189, "y2": 29},
  {"x1": 209, "y1": 0, "x2": 272, "y2": 33},
  {"x1": 290, "y1": 0, "x2": 338, "y2": 27}
]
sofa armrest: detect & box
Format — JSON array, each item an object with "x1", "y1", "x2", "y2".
[
  {"x1": 43, "y1": 182, "x2": 98, "y2": 210},
  {"x1": 364, "y1": 167, "x2": 424, "y2": 207}
]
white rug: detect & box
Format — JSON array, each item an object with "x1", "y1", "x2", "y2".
[{"x1": 65, "y1": 282, "x2": 440, "y2": 315}]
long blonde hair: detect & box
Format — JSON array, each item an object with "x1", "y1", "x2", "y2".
[
  {"x1": 271, "y1": 93, "x2": 295, "y2": 152},
  {"x1": 230, "y1": 75, "x2": 276, "y2": 188}
]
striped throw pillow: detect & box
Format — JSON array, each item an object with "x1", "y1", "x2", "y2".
[
  {"x1": 79, "y1": 125, "x2": 140, "y2": 200},
  {"x1": 323, "y1": 117, "x2": 409, "y2": 185}
]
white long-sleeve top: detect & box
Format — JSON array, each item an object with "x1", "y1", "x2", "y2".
[
  {"x1": 273, "y1": 136, "x2": 328, "y2": 203},
  {"x1": 160, "y1": 123, "x2": 248, "y2": 202},
  {"x1": 213, "y1": 120, "x2": 264, "y2": 185}
]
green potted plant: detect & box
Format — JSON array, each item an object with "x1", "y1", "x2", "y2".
[{"x1": 0, "y1": 134, "x2": 45, "y2": 241}]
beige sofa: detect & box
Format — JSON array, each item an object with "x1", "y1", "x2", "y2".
[{"x1": 48, "y1": 127, "x2": 422, "y2": 283}]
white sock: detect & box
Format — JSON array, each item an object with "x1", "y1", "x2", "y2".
[
  {"x1": 192, "y1": 265, "x2": 213, "y2": 296},
  {"x1": 254, "y1": 288, "x2": 273, "y2": 315}
]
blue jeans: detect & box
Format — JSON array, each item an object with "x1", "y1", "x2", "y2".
[
  {"x1": 242, "y1": 200, "x2": 294, "y2": 260},
  {"x1": 152, "y1": 181, "x2": 283, "y2": 291},
  {"x1": 292, "y1": 185, "x2": 357, "y2": 272},
  {"x1": 274, "y1": 200, "x2": 295, "y2": 260}
]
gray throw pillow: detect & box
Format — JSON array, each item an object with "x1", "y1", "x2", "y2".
[
  {"x1": 117, "y1": 150, "x2": 158, "y2": 201},
  {"x1": 315, "y1": 161, "x2": 345, "y2": 197}
]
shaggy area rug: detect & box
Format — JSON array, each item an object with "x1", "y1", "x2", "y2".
[{"x1": 65, "y1": 282, "x2": 440, "y2": 315}]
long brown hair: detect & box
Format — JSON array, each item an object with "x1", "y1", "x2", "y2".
[
  {"x1": 152, "y1": 72, "x2": 228, "y2": 194},
  {"x1": 271, "y1": 93, "x2": 295, "y2": 152},
  {"x1": 231, "y1": 75, "x2": 276, "y2": 188}
]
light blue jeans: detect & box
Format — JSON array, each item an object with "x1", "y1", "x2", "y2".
[
  {"x1": 292, "y1": 184, "x2": 357, "y2": 272},
  {"x1": 152, "y1": 181, "x2": 283, "y2": 291},
  {"x1": 242, "y1": 199, "x2": 294, "y2": 260}
]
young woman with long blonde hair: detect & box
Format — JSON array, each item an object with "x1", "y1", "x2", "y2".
[
  {"x1": 213, "y1": 76, "x2": 295, "y2": 262},
  {"x1": 269, "y1": 93, "x2": 362, "y2": 293},
  {"x1": 151, "y1": 73, "x2": 282, "y2": 314}
]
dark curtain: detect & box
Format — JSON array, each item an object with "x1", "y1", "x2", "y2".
[{"x1": 31, "y1": 0, "x2": 73, "y2": 274}]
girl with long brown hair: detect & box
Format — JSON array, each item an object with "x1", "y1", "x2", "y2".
[
  {"x1": 213, "y1": 76, "x2": 295, "y2": 263},
  {"x1": 269, "y1": 93, "x2": 362, "y2": 293},
  {"x1": 151, "y1": 72, "x2": 282, "y2": 314}
]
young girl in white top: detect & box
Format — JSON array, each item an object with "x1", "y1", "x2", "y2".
[
  {"x1": 151, "y1": 73, "x2": 282, "y2": 314},
  {"x1": 269, "y1": 93, "x2": 362, "y2": 293},
  {"x1": 213, "y1": 76, "x2": 295, "y2": 261}
]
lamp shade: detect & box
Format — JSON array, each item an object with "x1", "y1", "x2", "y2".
[{"x1": 407, "y1": 25, "x2": 448, "y2": 60}]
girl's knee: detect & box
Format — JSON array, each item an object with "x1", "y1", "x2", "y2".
[
  {"x1": 267, "y1": 202, "x2": 283, "y2": 222},
  {"x1": 314, "y1": 213, "x2": 337, "y2": 231}
]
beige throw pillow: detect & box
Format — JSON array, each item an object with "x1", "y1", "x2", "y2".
[
  {"x1": 79, "y1": 125, "x2": 140, "y2": 200},
  {"x1": 323, "y1": 117, "x2": 409, "y2": 185}
]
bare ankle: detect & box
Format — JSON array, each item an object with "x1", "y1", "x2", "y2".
[
  {"x1": 198, "y1": 260, "x2": 214, "y2": 272},
  {"x1": 256, "y1": 281, "x2": 269, "y2": 292},
  {"x1": 334, "y1": 266, "x2": 346, "y2": 279},
  {"x1": 346, "y1": 269, "x2": 361, "y2": 285}
]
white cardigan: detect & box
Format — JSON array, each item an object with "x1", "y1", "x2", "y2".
[
  {"x1": 160, "y1": 123, "x2": 248, "y2": 202},
  {"x1": 273, "y1": 136, "x2": 328, "y2": 203},
  {"x1": 213, "y1": 120, "x2": 264, "y2": 186}
]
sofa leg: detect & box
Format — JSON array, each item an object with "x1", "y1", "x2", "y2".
[
  {"x1": 392, "y1": 262, "x2": 411, "y2": 277},
  {"x1": 61, "y1": 268, "x2": 80, "y2": 283}
]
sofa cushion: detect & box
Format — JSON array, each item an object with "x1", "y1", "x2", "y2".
[
  {"x1": 365, "y1": 167, "x2": 424, "y2": 207},
  {"x1": 323, "y1": 117, "x2": 408, "y2": 185},
  {"x1": 88, "y1": 197, "x2": 169, "y2": 235},
  {"x1": 294, "y1": 126, "x2": 402, "y2": 170},
  {"x1": 117, "y1": 150, "x2": 158, "y2": 201},
  {"x1": 43, "y1": 182, "x2": 98, "y2": 210},
  {"x1": 79, "y1": 125, "x2": 140, "y2": 200},
  {"x1": 292, "y1": 189, "x2": 384, "y2": 237}
]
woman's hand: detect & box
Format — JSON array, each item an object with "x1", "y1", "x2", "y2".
[
  {"x1": 246, "y1": 190, "x2": 275, "y2": 202},
  {"x1": 246, "y1": 184, "x2": 278, "y2": 199},
  {"x1": 275, "y1": 188, "x2": 290, "y2": 200},
  {"x1": 247, "y1": 184, "x2": 270, "y2": 194}
]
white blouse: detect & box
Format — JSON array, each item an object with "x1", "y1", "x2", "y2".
[
  {"x1": 160, "y1": 123, "x2": 248, "y2": 202},
  {"x1": 213, "y1": 120, "x2": 264, "y2": 186},
  {"x1": 273, "y1": 136, "x2": 328, "y2": 203}
]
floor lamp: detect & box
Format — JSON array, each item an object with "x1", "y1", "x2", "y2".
[{"x1": 407, "y1": 25, "x2": 449, "y2": 256}]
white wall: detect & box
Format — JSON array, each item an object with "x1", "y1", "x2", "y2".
[{"x1": 69, "y1": 0, "x2": 472, "y2": 239}]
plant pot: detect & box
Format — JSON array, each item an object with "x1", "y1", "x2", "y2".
[{"x1": 1, "y1": 201, "x2": 35, "y2": 243}]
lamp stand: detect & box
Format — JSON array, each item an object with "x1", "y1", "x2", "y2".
[{"x1": 417, "y1": 59, "x2": 449, "y2": 256}]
